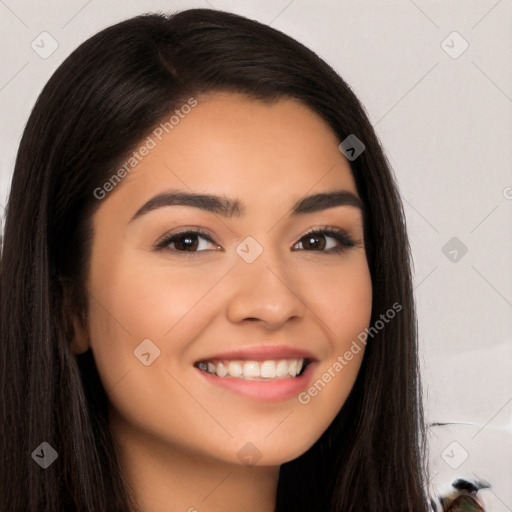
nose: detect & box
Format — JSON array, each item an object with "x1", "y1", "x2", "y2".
[{"x1": 226, "y1": 254, "x2": 307, "y2": 330}]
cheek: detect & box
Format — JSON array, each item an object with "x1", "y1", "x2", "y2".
[
  {"x1": 305, "y1": 256, "x2": 373, "y2": 342},
  {"x1": 84, "y1": 252, "x2": 221, "y2": 436},
  {"x1": 89, "y1": 249, "x2": 214, "y2": 333},
  {"x1": 297, "y1": 258, "x2": 372, "y2": 406},
  {"x1": 332, "y1": 270, "x2": 373, "y2": 346},
  {"x1": 85, "y1": 252, "x2": 223, "y2": 383}
]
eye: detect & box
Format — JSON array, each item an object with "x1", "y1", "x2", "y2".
[
  {"x1": 154, "y1": 230, "x2": 221, "y2": 253},
  {"x1": 154, "y1": 227, "x2": 357, "y2": 254},
  {"x1": 292, "y1": 227, "x2": 356, "y2": 254}
]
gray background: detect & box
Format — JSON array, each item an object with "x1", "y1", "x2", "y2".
[{"x1": 1, "y1": 0, "x2": 511, "y2": 507}]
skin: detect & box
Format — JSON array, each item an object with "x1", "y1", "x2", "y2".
[{"x1": 71, "y1": 92, "x2": 373, "y2": 512}]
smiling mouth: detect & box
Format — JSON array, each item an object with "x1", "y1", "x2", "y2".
[{"x1": 193, "y1": 358, "x2": 311, "y2": 381}]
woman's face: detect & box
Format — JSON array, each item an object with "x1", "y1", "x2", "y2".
[{"x1": 75, "y1": 92, "x2": 372, "y2": 466}]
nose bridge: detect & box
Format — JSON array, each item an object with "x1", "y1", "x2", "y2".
[{"x1": 226, "y1": 239, "x2": 306, "y2": 327}]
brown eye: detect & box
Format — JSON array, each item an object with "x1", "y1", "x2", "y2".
[
  {"x1": 155, "y1": 230, "x2": 221, "y2": 253},
  {"x1": 172, "y1": 233, "x2": 201, "y2": 251},
  {"x1": 293, "y1": 228, "x2": 355, "y2": 253},
  {"x1": 301, "y1": 233, "x2": 327, "y2": 250}
]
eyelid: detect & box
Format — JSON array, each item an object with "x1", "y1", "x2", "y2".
[
  {"x1": 292, "y1": 225, "x2": 358, "y2": 252},
  {"x1": 298, "y1": 225, "x2": 354, "y2": 243},
  {"x1": 153, "y1": 227, "x2": 221, "y2": 251}
]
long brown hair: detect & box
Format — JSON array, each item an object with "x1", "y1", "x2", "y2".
[{"x1": 0, "y1": 8, "x2": 430, "y2": 511}]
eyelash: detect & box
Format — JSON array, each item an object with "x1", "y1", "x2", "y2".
[{"x1": 154, "y1": 226, "x2": 356, "y2": 255}]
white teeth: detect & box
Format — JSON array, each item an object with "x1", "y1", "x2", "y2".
[
  {"x1": 243, "y1": 361, "x2": 260, "y2": 378},
  {"x1": 216, "y1": 362, "x2": 227, "y2": 377},
  {"x1": 198, "y1": 358, "x2": 306, "y2": 380},
  {"x1": 260, "y1": 360, "x2": 276, "y2": 378},
  {"x1": 276, "y1": 360, "x2": 289, "y2": 377},
  {"x1": 227, "y1": 361, "x2": 242, "y2": 378}
]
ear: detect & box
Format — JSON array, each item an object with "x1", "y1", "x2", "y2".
[
  {"x1": 60, "y1": 275, "x2": 91, "y2": 355},
  {"x1": 69, "y1": 312, "x2": 90, "y2": 355}
]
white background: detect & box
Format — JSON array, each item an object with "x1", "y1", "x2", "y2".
[{"x1": 0, "y1": 0, "x2": 511, "y2": 508}]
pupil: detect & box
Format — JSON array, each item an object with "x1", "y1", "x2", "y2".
[
  {"x1": 176, "y1": 234, "x2": 198, "y2": 251},
  {"x1": 305, "y1": 234, "x2": 325, "y2": 250}
]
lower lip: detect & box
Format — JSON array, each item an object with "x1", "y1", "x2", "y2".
[{"x1": 195, "y1": 362, "x2": 316, "y2": 402}]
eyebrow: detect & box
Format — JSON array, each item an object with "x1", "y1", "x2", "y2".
[{"x1": 128, "y1": 189, "x2": 364, "y2": 223}]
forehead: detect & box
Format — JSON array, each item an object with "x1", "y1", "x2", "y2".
[{"x1": 99, "y1": 92, "x2": 358, "y2": 217}]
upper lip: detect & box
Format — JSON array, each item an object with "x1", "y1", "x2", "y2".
[{"x1": 195, "y1": 345, "x2": 318, "y2": 363}]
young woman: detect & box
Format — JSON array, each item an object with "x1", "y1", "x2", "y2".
[{"x1": 0, "y1": 8, "x2": 430, "y2": 511}]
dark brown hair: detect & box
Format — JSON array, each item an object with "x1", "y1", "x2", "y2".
[{"x1": 0, "y1": 8, "x2": 430, "y2": 511}]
